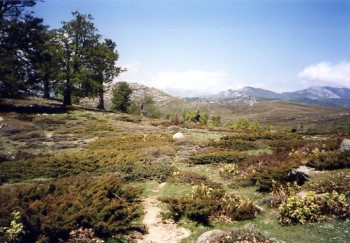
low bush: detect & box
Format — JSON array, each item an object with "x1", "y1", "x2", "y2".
[
  {"x1": 210, "y1": 137, "x2": 259, "y2": 151},
  {"x1": 279, "y1": 191, "x2": 350, "y2": 225},
  {"x1": 167, "y1": 171, "x2": 222, "y2": 188},
  {"x1": 188, "y1": 150, "x2": 247, "y2": 165},
  {"x1": 122, "y1": 163, "x2": 175, "y2": 182},
  {"x1": 219, "y1": 132, "x2": 302, "y2": 142},
  {"x1": 304, "y1": 169, "x2": 350, "y2": 195},
  {"x1": 267, "y1": 139, "x2": 309, "y2": 153},
  {"x1": 263, "y1": 181, "x2": 301, "y2": 207},
  {"x1": 160, "y1": 184, "x2": 258, "y2": 224},
  {"x1": 219, "y1": 164, "x2": 240, "y2": 179},
  {"x1": 247, "y1": 152, "x2": 301, "y2": 191},
  {"x1": 0, "y1": 174, "x2": 144, "y2": 242},
  {"x1": 306, "y1": 151, "x2": 350, "y2": 170},
  {"x1": 0, "y1": 134, "x2": 175, "y2": 183},
  {"x1": 226, "y1": 119, "x2": 262, "y2": 132}
]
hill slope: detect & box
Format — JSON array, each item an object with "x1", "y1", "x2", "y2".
[{"x1": 80, "y1": 81, "x2": 196, "y2": 114}]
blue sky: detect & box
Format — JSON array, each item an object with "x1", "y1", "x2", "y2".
[{"x1": 34, "y1": 0, "x2": 350, "y2": 96}]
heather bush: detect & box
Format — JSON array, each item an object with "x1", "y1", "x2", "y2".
[
  {"x1": 247, "y1": 152, "x2": 301, "y2": 191},
  {"x1": 210, "y1": 136, "x2": 258, "y2": 151},
  {"x1": 121, "y1": 163, "x2": 175, "y2": 182},
  {"x1": 226, "y1": 119, "x2": 261, "y2": 132},
  {"x1": 188, "y1": 150, "x2": 247, "y2": 165},
  {"x1": 0, "y1": 133, "x2": 174, "y2": 183},
  {"x1": 267, "y1": 139, "x2": 309, "y2": 153},
  {"x1": 160, "y1": 184, "x2": 258, "y2": 224},
  {"x1": 219, "y1": 132, "x2": 301, "y2": 141},
  {"x1": 0, "y1": 175, "x2": 144, "y2": 242},
  {"x1": 306, "y1": 150, "x2": 350, "y2": 170},
  {"x1": 304, "y1": 169, "x2": 350, "y2": 195},
  {"x1": 167, "y1": 171, "x2": 222, "y2": 188}
]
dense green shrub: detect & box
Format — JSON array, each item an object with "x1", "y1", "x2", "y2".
[
  {"x1": 160, "y1": 184, "x2": 257, "y2": 224},
  {"x1": 306, "y1": 151, "x2": 350, "y2": 170},
  {"x1": 267, "y1": 139, "x2": 340, "y2": 153},
  {"x1": 247, "y1": 152, "x2": 301, "y2": 191},
  {"x1": 226, "y1": 119, "x2": 261, "y2": 132},
  {"x1": 122, "y1": 163, "x2": 175, "y2": 182},
  {"x1": 188, "y1": 150, "x2": 247, "y2": 165},
  {"x1": 211, "y1": 137, "x2": 259, "y2": 151},
  {"x1": 220, "y1": 132, "x2": 302, "y2": 142},
  {"x1": 267, "y1": 139, "x2": 309, "y2": 153},
  {"x1": 0, "y1": 174, "x2": 144, "y2": 242},
  {"x1": 0, "y1": 134, "x2": 174, "y2": 183},
  {"x1": 167, "y1": 171, "x2": 222, "y2": 188},
  {"x1": 210, "y1": 115, "x2": 221, "y2": 127},
  {"x1": 279, "y1": 191, "x2": 350, "y2": 225},
  {"x1": 304, "y1": 169, "x2": 350, "y2": 195}
]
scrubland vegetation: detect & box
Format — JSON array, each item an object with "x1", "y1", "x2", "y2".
[{"x1": 1, "y1": 97, "x2": 350, "y2": 243}]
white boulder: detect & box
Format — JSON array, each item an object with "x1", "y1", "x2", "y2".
[{"x1": 173, "y1": 132, "x2": 185, "y2": 140}]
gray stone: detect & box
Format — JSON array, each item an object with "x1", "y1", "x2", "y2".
[
  {"x1": 197, "y1": 230, "x2": 224, "y2": 243},
  {"x1": 287, "y1": 165, "x2": 314, "y2": 183},
  {"x1": 340, "y1": 139, "x2": 350, "y2": 152},
  {"x1": 0, "y1": 116, "x2": 3, "y2": 122}
]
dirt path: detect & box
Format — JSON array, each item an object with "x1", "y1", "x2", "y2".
[{"x1": 137, "y1": 197, "x2": 191, "y2": 243}]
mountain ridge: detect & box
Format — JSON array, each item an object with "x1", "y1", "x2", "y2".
[{"x1": 203, "y1": 85, "x2": 350, "y2": 108}]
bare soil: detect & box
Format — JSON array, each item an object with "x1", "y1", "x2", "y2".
[{"x1": 137, "y1": 197, "x2": 191, "y2": 243}]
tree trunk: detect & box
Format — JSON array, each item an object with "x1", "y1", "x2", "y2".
[
  {"x1": 63, "y1": 79, "x2": 72, "y2": 106},
  {"x1": 97, "y1": 86, "x2": 105, "y2": 110},
  {"x1": 43, "y1": 79, "x2": 50, "y2": 99}
]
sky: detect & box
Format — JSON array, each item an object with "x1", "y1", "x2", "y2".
[{"x1": 33, "y1": 0, "x2": 350, "y2": 97}]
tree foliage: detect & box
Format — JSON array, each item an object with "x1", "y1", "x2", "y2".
[
  {"x1": 88, "y1": 39, "x2": 123, "y2": 109},
  {"x1": 0, "y1": 3, "x2": 124, "y2": 106},
  {"x1": 111, "y1": 82, "x2": 133, "y2": 113},
  {"x1": 0, "y1": 0, "x2": 51, "y2": 98}
]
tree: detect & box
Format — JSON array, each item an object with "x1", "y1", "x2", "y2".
[
  {"x1": 88, "y1": 39, "x2": 124, "y2": 110},
  {"x1": 140, "y1": 95, "x2": 160, "y2": 118},
  {"x1": 54, "y1": 11, "x2": 100, "y2": 106},
  {"x1": 32, "y1": 29, "x2": 60, "y2": 99},
  {"x1": 0, "y1": 0, "x2": 37, "y2": 20},
  {"x1": 111, "y1": 82, "x2": 133, "y2": 113},
  {"x1": 0, "y1": 0, "x2": 48, "y2": 98}
]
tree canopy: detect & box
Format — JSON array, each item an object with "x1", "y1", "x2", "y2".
[
  {"x1": 0, "y1": 2, "x2": 124, "y2": 109},
  {"x1": 111, "y1": 82, "x2": 133, "y2": 113}
]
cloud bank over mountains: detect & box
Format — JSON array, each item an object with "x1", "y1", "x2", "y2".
[
  {"x1": 298, "y1": 61, "x2": 350, "y2": 88},
  {"x1": 117, "y1": 61, "x2": 350, "y2": 97}
]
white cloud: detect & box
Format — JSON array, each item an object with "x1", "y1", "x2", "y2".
[
  {"x1": 115, "y1": 61, "x2": 143, "y2": 83},
  {"x1": 298, "y1": 61, "x2": 350, "y2": 88},
  {"x1": 147, "y1": 70, "x2": 238, "y2": 96}
]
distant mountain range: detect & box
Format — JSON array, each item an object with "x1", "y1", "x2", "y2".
[{"x1": 194, "y1": 86, "x2": 350, "y2": 108}]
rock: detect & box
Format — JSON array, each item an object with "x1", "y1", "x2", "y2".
[
  {"x1": 243, "y1": 223, "x2": 257, "y2": 230},
  {"x1": 287, "y1": 165, "x2": 314, "y2": 183},
  {"x1": 197, "y1": 230, "x2": 224, "y2": 243},
  {"x1": 0, "y1": 116, "x2": 3, "y2": 122},
  {"x1": 173, "y1": 132, "x2": 184, "y2": 140},
  {"x1": 340, "y1": 139, "x2": 350, "y2": 152},
  {"x1": 296, "y1": 191, "x2": 308, "y2": 198}
]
